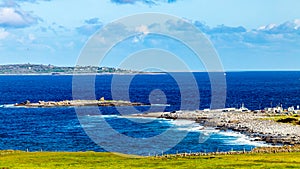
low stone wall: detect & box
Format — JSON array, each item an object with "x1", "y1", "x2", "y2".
[{"x1": 155, "y1": 145, "x2": 300, "y2": 158}]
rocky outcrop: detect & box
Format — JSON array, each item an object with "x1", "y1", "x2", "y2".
[{"x1": 14, "y1": 99, "x2": 147, "y2": 107}]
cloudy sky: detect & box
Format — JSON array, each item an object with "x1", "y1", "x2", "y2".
[{"x1": 0, "y1": 0, "x2": 300, "y2": 71}]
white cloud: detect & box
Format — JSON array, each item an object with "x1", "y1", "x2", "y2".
[
  {"x1": 132, "y1": 25, "x2": 150, "y2": 43},
  {"x1": 294, "y1": 19, "x2": 300, "y2": 29},
  {"x1": 76, "y1": 18, "x2": 103, "y2": 36},
  {"x1": 258, "y1": 23, "x2": 276, "y2": 31},
  {"x1": 0, "y1": 7, "x2": 40, "y2": 28},
  {"x1": 193, "y1": 21, "x2": 247, "y2": 34},
  {"x1": 111, "y1": 0, "x2": 177, "y2": 5},
  {"x1": 28, "y1": 33, "x2": 35, "y2": 41},
  {"x1": 256, "y1": 19, "x2": 300, "y2": 34},
  {"x1": 0, "y1": 28, "x2": 9, "y2": 39},
  {"x1": 192, "y1": 19, "x2": 300, "y2": 50},
  {"x1": 65, "y1": 41, "x2": 75, "y2": 48},
  {"x1": 135, "y1": 25, "x2": 149, "y2": 35},
  {"x1": 76, "y1": 24, "x2": 102, "y2": 35}
]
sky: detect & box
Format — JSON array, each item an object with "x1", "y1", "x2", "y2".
[{"x1": 0, "y1": 0, "x2": 300, "y2": 71}]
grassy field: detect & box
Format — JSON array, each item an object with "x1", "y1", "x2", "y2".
[
  {"x1": 264, "y1": 114, "x2": 300, "y2": 125},
  {"x1": 1, "y1": 151, "x2": 300, "y2": 169}
]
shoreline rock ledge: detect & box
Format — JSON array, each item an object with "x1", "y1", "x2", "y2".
[{"x1": 132, "y1": 110, "x2": 300, "y2": 146}]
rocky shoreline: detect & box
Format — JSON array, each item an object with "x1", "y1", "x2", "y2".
[
  {"x1": 131, "y1": 110, "x2": 300, "y2": 145},
  {"x1": 14, "y1": 99, "x2": 147, "y2": 107}
]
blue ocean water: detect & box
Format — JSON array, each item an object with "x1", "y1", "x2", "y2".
[{"x1": 1, "y1": 72, "x2": 300, "y2": 155}]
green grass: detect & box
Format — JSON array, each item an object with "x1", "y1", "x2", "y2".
[
  {"x1": 263, "y1": 114, "x2": 300, "y2": 125},
  {"x1": 1, "y1": 151, "x2": 300, "y2": 169}
]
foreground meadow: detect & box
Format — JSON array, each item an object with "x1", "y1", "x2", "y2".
[{"x1": 1, "y1": 151, "x2": 300, "y2": 169}]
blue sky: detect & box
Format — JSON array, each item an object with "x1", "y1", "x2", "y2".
[{"x1": 0, "y1": 0, "x2": 300, "y2": 71}]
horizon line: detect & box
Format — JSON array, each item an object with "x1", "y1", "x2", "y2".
[{"x1": 1, "y1": 63, "x2": 300, "y2": 72}]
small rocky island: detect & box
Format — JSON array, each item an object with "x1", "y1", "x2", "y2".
[{"x1": 14, "y1": 97, "x2": 147, "y2": 107}]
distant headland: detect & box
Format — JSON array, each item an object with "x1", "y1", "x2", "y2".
[{"x1": 0, "y1": 64, "x2": 140, "y2": 75}]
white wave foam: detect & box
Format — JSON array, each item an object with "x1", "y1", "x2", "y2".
[
  {"x1": 171, "y1": 119, "x2": 195, "y2": 126},
  {"x1": 172, "y1": 120, "x2": 207, "y2": 132},
  {"x1": 80, "y1": 124, "x2": 96, "y2": 128},
  {"x1": 176, "y1": 126, "x2": 203, "y2": 132},
  {"x1": 201, "y1": 128, "x2": 220, "y2": 133},
  {"x1": 84, "y1": 115, "x2": 119, "y2": 118},
  {"x1": 150, "y1": 104, "x2": 171, "y2": 106},
  {"x1": 1, "y1": 104, "x2": 20, "y2": 108},
  {"x1": 219, "y1": 131, "x2": 245, "y2": 137},
  {"x1": 125, "y1": 116, "x2": 166, "y2": 121},
  {"x1": 101, "y1": 115, "x2": 119, "y2": 118},
  {"x1": 219, "y1": 131, "x2": 270, "y2": 147}
]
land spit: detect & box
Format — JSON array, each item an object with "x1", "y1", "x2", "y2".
[
  {"x1": 14, "y1": 99, "x2": 147, "y2": 107},
  {"x1": 131, "y1": 110, "x2": 300, "y2": 145}
]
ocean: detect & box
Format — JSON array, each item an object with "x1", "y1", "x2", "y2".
[{"x1": 1, "y1": 72, "x2": 300, "y2": 155}]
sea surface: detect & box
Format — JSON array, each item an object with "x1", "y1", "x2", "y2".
[{"x1": 1, "y1": 72, "x2": 300, "y2": 155}]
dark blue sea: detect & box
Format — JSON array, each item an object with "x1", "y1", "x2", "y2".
[{"x1": 1, "y1": 72, "x2": 300, "y2": 155}]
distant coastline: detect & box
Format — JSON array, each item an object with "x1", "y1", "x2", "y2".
[
  {"x1": 2, "y1": 64, "x2": 300, "y2": 75},
  {"x1": 0, "y1": 63, "x2": 141, "y2": 75},
  {"x1": 0, "y1": 72, "x2": 167, "y2": 76}
]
